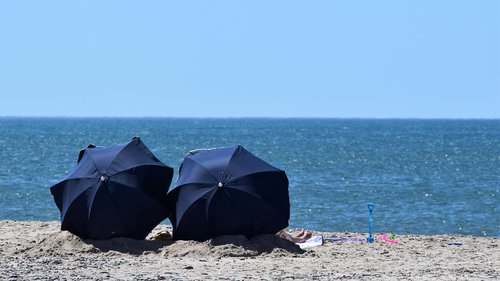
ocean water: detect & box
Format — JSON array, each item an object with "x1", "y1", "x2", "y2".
[{"x1": 0, "y1": 117, "x2": 498, "y2": 237}]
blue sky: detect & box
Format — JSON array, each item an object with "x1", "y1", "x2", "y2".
[{"x1": 0, "y1": 1, "x2": 498, "y2": 118}]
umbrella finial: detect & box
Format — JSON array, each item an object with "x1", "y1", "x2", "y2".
[{"x1": 218, "y1": 182, "x2": 223, "y2": 187}]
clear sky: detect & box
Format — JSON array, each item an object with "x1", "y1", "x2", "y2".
[{"x1": 0, "y1": 1, "x2": 498, "y2": 118}]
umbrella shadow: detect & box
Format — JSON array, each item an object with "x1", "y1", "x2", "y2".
[
  {"x1": 87, "y1": 238, "x2": 174, "y2": 255},
  {"x1": 209, "y1": 234, "x2": 305, "y2": 256},
  {"x1": 23, "y1": 229, "x2": 305, "y2": 257}
]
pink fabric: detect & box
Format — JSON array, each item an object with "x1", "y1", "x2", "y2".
[{"x1": 377, "y1": 233, "x2": 399, "y2": 244}]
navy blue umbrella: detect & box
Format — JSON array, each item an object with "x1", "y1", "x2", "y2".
[
  {"x1": 167, "y1": 145, "x2": 290, "y2": 241},
  {"x1": 50, "y1": 137, "x2": 173, "y2": 240}
]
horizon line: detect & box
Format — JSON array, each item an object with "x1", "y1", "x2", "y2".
[{"x1": 1, "y1": 115, "x2": 499, "y2": 120}]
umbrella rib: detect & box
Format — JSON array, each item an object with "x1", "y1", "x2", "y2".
[
  {"x1": 175, "y1": 183, "x2": 216, "y2": 221},
  {"x1": 108, "y1": 159, "x2": 167, "y2": 176},
  {"x1": 220, "y1": 187, "x2": 246, "y2": 224},
  {"x1": 187, "y1": 157, "x2": 223, "y2": 183},
  {"x1": 226, "y1": 186, "x2": 289, "y2": 228},
  {"x1": 206, "y1": 188, "x2": 223, "y2": 223},
  {"x1": 109, "y1": 165, "x2": 170, "y2": 197},
  {"x1": 86, "y1": 151, "x2": 104, "y2": 174},
  {"x1": 100, "y1": 184, "x2": 129, "y2": 235},
  {"x1": 113, "y1": 164, "x2": 169, "y2": 180},
  {"x1": 85, "y1": 142, "x2": 127, "y2": 174},
  {"x1": 104, "y1": 142, "x2": 130, "y2": 172},
  {"x1": 230, "y1": 169, "x2": 285, "y2": 182},
  {"x1": 226, "y1": 186, "x2": 286, "y2": 214},
  {"x1": 210, "y1": 187, "x2": 288, "y2": 236}
]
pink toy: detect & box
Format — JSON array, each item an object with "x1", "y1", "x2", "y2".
[{"x1": 377, "y1": 233, "x2": 399, "y2": 244}]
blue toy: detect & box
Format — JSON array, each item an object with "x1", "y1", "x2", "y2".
[{"x1": 367, "y1": 203, "x2": 374, "y2": 243}]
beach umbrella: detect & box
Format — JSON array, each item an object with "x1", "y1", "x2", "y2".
[
  {"x1": 167, "y1": 145, "x2": 290, "y2": 241},
  {"x1": 50, "y1": 137, "x2": 173, "y2": 240}
]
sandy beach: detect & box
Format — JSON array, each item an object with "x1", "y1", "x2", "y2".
[{"x1": 0, "y1": 220, "x2": 498, "y2": 280}]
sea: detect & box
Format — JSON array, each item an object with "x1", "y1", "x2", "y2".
[{"x1": 0, "y1": 117, "x2": 498, "y2": 237}]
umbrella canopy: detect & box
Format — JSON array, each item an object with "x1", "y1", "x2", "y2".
[
  {"x1": 167, "y1": 145, "x2": 290, "y2": 241},
  {"x1": 50, "y1": 137, "x2": 173, "y2": 240}
]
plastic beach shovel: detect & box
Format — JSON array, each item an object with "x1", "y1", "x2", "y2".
[{"x1": 367, "y1": 203, "x2": 374, "y2": 243}]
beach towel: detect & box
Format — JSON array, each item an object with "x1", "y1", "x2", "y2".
[{"x1": 297, "y1": 235, "x2": 323, "y2": 249}]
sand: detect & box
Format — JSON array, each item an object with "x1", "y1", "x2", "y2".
[{"x1": 0, "y1": 220, "x2": 498, "y2": 280}]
